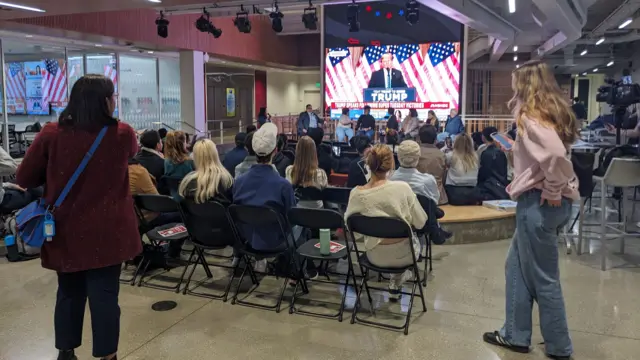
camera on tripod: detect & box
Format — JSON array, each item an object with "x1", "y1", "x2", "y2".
[{"x1": 595, "y1": 75, "x2": 640, "y2": 108}]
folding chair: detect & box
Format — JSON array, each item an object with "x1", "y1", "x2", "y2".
[
  {"x1": 415, "y1": 194, "x2": 437, "y2": 281},
  {"x1": 287, "y1": 207, "x2": 357, "y2": 321},
  {"x1": 133, "y1": 194, "x2": 191, "y2": 292},
  {"x1": 228, "y1": 205, "x2": 305, "y2": 313},
  {"x1": 180, "y1": 200, "x2": 244, "y2": 302},
  {"x1": 346, "y1": 214, "x2": 427, "y2": 335}
]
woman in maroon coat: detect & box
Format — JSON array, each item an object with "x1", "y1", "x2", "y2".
[{"x1": 16, "y1": 74, "x2": 141, "y2": 360}]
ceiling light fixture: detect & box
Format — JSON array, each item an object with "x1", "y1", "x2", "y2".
[
  {"x1": 607, "y1": 61, "x2": 614, "y2": 67},
  {"x1": 25, "y1": 34, "x2": 33, "y2": 38},
  {"x1": 95, "y1": 44, "x2": 103, "y2": 47},
  {"x1": 580, "y1": 49, "x2": 587, "y2": 56},
  {"x1": 593, "y1": 68, "x2": 598, "y2": 72},
  {"x1": 302, "y1": 0, "x2": 318, "y2": 30},
  {"x1": 513, "y1": 45, "x2": 518, "y2": 52},
  {"x1": 581, "y1": 72, "x2": 587, "y2": 76},
  {"x1": 155, "y1": 11, "x2": 169, "y2": 38},
  {"x1": 516, "y1": 64, "x2": 520, "y2": 68},
  {"x1": 513, "y1": 55, "x2": 518, "y2": 61},
  {"x1": 508, "y1": 0, "x2": 516, "y2": 13},
  {"x1": 619, "y1": 18, "x2": 633, "y2": 29},
  {"x1": 347, "y1": 0, "x2": 360, "y2": 32},
  {"x1": 195, "y1": 8, "x2": 222, "y2": 38},
  {"x1": 147, "y1": 0, "x2": 162, "y2": 2},
  {"x1": 596, "y1": 37, "x2": 605, "y2": 45},
  {"x1": 234, "y1": 5, "x2": 252, "y2": 33},
  {"x1": 269, "y1": 1, "x2": 284, "y2": 33},
  {"x1": 0, "y1": 1, "x2": 45, "y2": 12}
]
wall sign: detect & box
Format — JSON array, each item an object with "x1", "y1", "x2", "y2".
[{"x1": 226, "y1": 88, "x2": 236, "y2": 117}]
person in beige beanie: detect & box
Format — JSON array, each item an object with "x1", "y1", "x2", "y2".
[{"x1": 390, "y1": 140, "x2": 439, "y2": 203}]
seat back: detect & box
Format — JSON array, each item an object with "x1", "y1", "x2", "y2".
[
  {"x1": 288, "y1": 207, "x2": 344, "y2": 230},
  {"x1": 294, "y1": 186, "x2": 324, "y2": 202},
  {"x1": 180, "y1": 200, "x2": 235, "y2": 248},
  {"x1": 134, "y1": 194, "x2": 179, "y2": 213},
  {"x1": 161, "y1": 176, "x2": 183, "y2": 196},
  {"x1": 603, "y1": 158, "x2": 640, "y2": 187},
  {"x1": 347, "y1": 214, "x2": 412, "y2": 239},
  {"x1": 415, "y1": 193, "x2": 438, "y2": 230},
  {"x1": 323, "y1": 186, "x2": 351, "y2": 206},
  {"x1": 228, "y1": 205, "x2": 291, "y2": 247}
]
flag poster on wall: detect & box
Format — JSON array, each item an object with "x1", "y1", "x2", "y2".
[{"x1": 226, "y1": 88, "x2": 236, "y2": 117}]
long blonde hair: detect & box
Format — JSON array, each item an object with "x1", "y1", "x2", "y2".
[
  {"x1": 451, "y1": 133, "x2": 478, "y2": 172},
  {"x1": 291, "y1": 136, "x2": 319, "y2": 187},
  {"x1": 178, "y1": 139, "x2": 233, "y2": 204},
  {"x1": 508, "y1": 60, "x2": 578, "y2": 144},
  {"x1": 165, "y1": 131, "x2": 190, "y2": 164}
]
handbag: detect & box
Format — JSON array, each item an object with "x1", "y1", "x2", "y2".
[{"x1": 16, "y1": 126, "x2": 108, "y2": 248}]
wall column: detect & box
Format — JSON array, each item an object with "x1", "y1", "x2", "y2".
[
  {"x1": 461, "y1": 25, "x2": 469, "y2": 116},
  {"x1": 179, "y1": 50, "x2": 206, "y2": 134}
]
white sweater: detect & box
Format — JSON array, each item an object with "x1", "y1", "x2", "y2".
[{"x1": 344, "y1": 181, "x2": 428, "y2": 250}]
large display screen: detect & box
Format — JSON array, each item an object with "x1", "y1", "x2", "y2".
[
  {"x1": 3, "y1": 59, "x2": 69, "y2": 115},
  {"x1": 325, "y1": 42, "x2": 460, "y2": 120}
]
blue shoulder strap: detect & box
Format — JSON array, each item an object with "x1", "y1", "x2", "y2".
[{"x1": 53, "y1": 126, "x2": 108, "y2": 208}]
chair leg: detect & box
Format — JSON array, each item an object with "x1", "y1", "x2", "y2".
[
  {"x1": 577, "y1": 200, "x2": 585, "y2": 255},
  {"x1": 198, "y1": 249, "x2": 214, "y2": 279},
  {"x1": 415, "y1": 265, "x2": 427, "y2": 313},
  {"x1": 350, "y1": 269, "x2": 368, "y2": 324},
  {"x1": 601, "y1": 182, "x2": 608, "y2": 271},
  {"x1": 181, "y1": 248, "x2": 199, "y2": 295},
  {"x1": 231, "y1": 260, "x2": 251, "y2": 305}
]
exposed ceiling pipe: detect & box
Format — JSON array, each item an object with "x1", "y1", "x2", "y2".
[{"x1": 588, "y1": 0, "x2": 640, "y2": 37}]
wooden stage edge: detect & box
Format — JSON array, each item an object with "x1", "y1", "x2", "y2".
[{"x1": 438, "y1": 205, "x2": 516, "y2": 245}]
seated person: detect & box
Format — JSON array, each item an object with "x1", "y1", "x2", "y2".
[
  {"x1": 389, "y1": 140, "x2": 439, "y2": 204},
  {"x1": 246, "y1": 124, "x2": 257, "y2": 134},
  {"x1": 235, "y1": 132, "x2": 278, "y2": 178},
  {"x1": 345, "y1": 145, "x2": 427, "y2": 300},
  {"x1": 0, "y1": 145, "x2": 39, "y2": 213},
  {"x1": 400, "y1": 108, "x2": 420, "y2": 140},
  {"x1": 477, "y1": 127, "x2": 509, "y2": 201},
  {"x1": 438, "y1": 108, "x2": 464, "y2": 142},
  {"x1": 307, "y1": 127, "x2": 333, "y2": 178},
  {"x1": 444, "y1": 133, "x2": 480, "y2": 205},
  {"x1": 222, "y1": 132, "x2": 248, "y2": 177},
  {"x1": 346, "y1": 135, "x2": 372, "y2": 188},
  {"x1": 355, "y1": 105, "x2": 376, "y2": 140},
  {"x1": 163, "y1": 131, "x2": 195, "y2": 198},
  {"x1": 136, "y1": 129, "x2": 165, "y2": 183},
  {"x1": 285, "y1": 136, "x2": 328, "y2": 209},
  {"x1": 129, "y1": 157, "x2": 182, "y2": 258},
  {"x1": 441, "y1": 136, "x2": 453, "y2": 155},
  {"x1": 272, "y1": 134, "x2": 294, "y2": 177},
  {"x1": 336, "y1": 107, "x2": 355, "y2": 142},
  {"x1": 417, "y1": 125, "x2": 448, "y2": 205}
]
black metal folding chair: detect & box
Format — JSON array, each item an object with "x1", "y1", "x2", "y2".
[
  {"x1": 133, "y1": 194, "x2": 191, "y2": 292},
  {"x1": 287, "y1": 207, "x2": 357, "y2": 321},
  {"x1": 346, "y1": 214, "x2": 427, "y2": 335},
  {"x1": 228, "y1": 204, "x2": 305, "y2": 313},
  {"x1": 416, "y1": 194, "x2": 437, "y2": 282},
  {"x1": 323, "y1": 186, "x2": 352, "y2": 208},
  {"x1": 179, "y1": 200, "x2": 245, "y2": 302}
]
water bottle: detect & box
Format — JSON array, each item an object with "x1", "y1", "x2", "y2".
[
  {"x1": 319, "y1": 229, "x2": 331, "y2": 256},
  {"x1": 4, "y1": 235, "x2": 19, "y2": 261}
]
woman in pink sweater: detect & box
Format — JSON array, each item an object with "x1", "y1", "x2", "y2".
[{"x1": 482, "y1": 60, "x2": 579, "y2": 360}]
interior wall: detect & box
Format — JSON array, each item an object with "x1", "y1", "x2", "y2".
[{"x1": 266, "y1": 72, "x2": 321, "y2": 115}]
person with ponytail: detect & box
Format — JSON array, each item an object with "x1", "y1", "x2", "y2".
[
  {"x1": 344, "y1": 144, "x2": 427, "y2": 300},
  {"x1": 482, "y1": 60, "x2": 579, "y2": 360}
]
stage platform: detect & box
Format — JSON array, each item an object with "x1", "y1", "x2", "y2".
[{"x1": 439, "y1": 205, "x2": 516, "y2": 244}]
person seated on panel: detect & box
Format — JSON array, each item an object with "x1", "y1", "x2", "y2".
[
  {"x1": 356, "y1": 105, "x2": 376, "y2": 140},
  {"x1": 246, "y1": 124, "x2": 257, "y2": 134},
  {"x1": 135, "y1": 130, "x2": 165, "y2": 185},
  {"x1": 389, "y1": 140, "x2": 439, "y2": 204},
  {"x1": 347, "y1": 135, "x2": 372, "y2": 188},
  {"x1": 285, "y1": 136, "x2": 328, "y2": 209},
  {"x1": 400, "y1": 108, "x2": 420, "y2": 141},
  {"x1": 345, "y1": 144, "x2": 427, "y2": 300},
  {"x1": 129, "y1": 157, "x2": 183, "y2": 259},
  {"x1": 386, "y1": 107, "x2": 399, "y2": 132},
  {"x1": 336, "y1": 107, "x2": 355, "y2": 143},
  {"x1": 307, "y1": 127, "x2": 333, "y2": 178},
  {"x1": 257, "y1": 107, "x2": 269, "y2": 127},
  {"x1": 222, "y1": 132, "x2": 248, "y2": 178},
  {"x1": 297, "y1": 104, "x2": 324, "y2": 136},
  {"x1": 163, "y1": 131, "x2": 195, "y2": 199},
  {"x1": 416, "y1": 125, "x2": 448, "y2": 205},
  {"x1": 438, "y1": 108, "x2": 464, "y2": 142},
  {"x1": 444, "y1": 133, "x2": 481, "y2": 206},
  {"x1": 476, "y1": 127, "x2": 510, "y2": 201},
  {"x1": 426, "y1": 110, "x2": 440, "y2": 132},
  {"x1": 272, "y1": 134, "x2": 294, "y2": 177}
]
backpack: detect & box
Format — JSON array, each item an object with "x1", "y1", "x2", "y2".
[
  {"x1": 4, "y1": 211, "x2": 40, "y2": 261},
  {"x1": 594, "y1": 145, "x2": 638, "y2": 177}
]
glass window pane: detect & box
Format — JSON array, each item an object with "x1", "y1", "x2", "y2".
[
  {"x1": 67, "y1": 53, "x2": 84, "y2": 90},
  {"x1": 86, "y1": 53, "x2": 117, "y2": 93},
  {"x1": 119, "y1": 55, "x2": 158, "y2": 130},
  {"x1": 159, "y1": 57, "x2": 181, "y2": 130}
]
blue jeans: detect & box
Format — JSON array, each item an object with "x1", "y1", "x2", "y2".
[
  {"x1": 500, "y1": 190, "x2": 572, "y2": 357},
  {"x1": 336, "y1": 126, "x2": 354, "y2": 142},
  {"x1": 357, "y1": 129, "x2": 374, "y2": 140}
]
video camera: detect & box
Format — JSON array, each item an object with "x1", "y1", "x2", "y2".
[{"x1": 596, "y1": 71, "x2": 640, "y2": 107}]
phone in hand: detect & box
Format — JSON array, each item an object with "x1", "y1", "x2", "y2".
[{"x1": 491, "y1": 132, "x2": 513, "y2": 150}]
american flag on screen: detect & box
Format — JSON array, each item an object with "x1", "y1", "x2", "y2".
[
  {"x1": 325, "y1": 42, "x2": 460, "y2": 109},
  {"x1": 104, "y1": 64, "x2": 118, "y2": 89},
  {"x1": 43, "y1": 59, "x2": 67, "y2": 103},
  {"x1": 5, "y1": 63, "x2": 25, "y2": 100}
]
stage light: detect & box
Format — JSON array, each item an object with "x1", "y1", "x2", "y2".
[
  {"x1": 405, "y1": 0, "x2": 419, "y2": 25},
  {"x1": 347, "y1": 0, "x2": 360, "y2": 33},
  {"x1": 302, "y1": 1, "x2": 318, "y2": 30},
  {"x1": 386, "y1": 12, "x2": 392, "y2": 19},
  {"x1": 398, "y1": 10, "x2": 404, "y2": 16},
  {"x1": 365, "y1": 5, "x2": 371, "y2": 12},
  {"x1": 234, "y1": 5, "x2": 252, "y2": 33},
  {"x1": 195, "y1": 8, "x2": 222, "y2": 38},
  {"x1": 270, "y1": 1, "x2": 284, "y2": 33},
  {"x1": 375, "y1": 11, "x2": 380, "y2": 17},
  {"x1": 155, "y1": 11, "x2": 169, "y2": 38}
]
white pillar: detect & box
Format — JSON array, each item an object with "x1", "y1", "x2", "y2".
[
  {"x1": 461, "y1": 25, "x2": 469, "y2": 116},
  {"x1": 179, "y1": 50, "x2": 206, "y2": 133}
]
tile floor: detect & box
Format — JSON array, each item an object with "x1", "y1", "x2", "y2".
[{"x1": 2, "y1": 226, "x2": 640, "y2": 360}]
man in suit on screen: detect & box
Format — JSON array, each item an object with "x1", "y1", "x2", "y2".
[{"x1": 367, "y1": 53, "x2": 407, "y2": 89}]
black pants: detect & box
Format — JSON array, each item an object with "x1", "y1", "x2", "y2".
[
  {"x1": 55, "y1": 264, "x2": 121, "y2": 358},
  {"x1": 445, "y1": 185, "x2": 480, "y2": 205}
]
